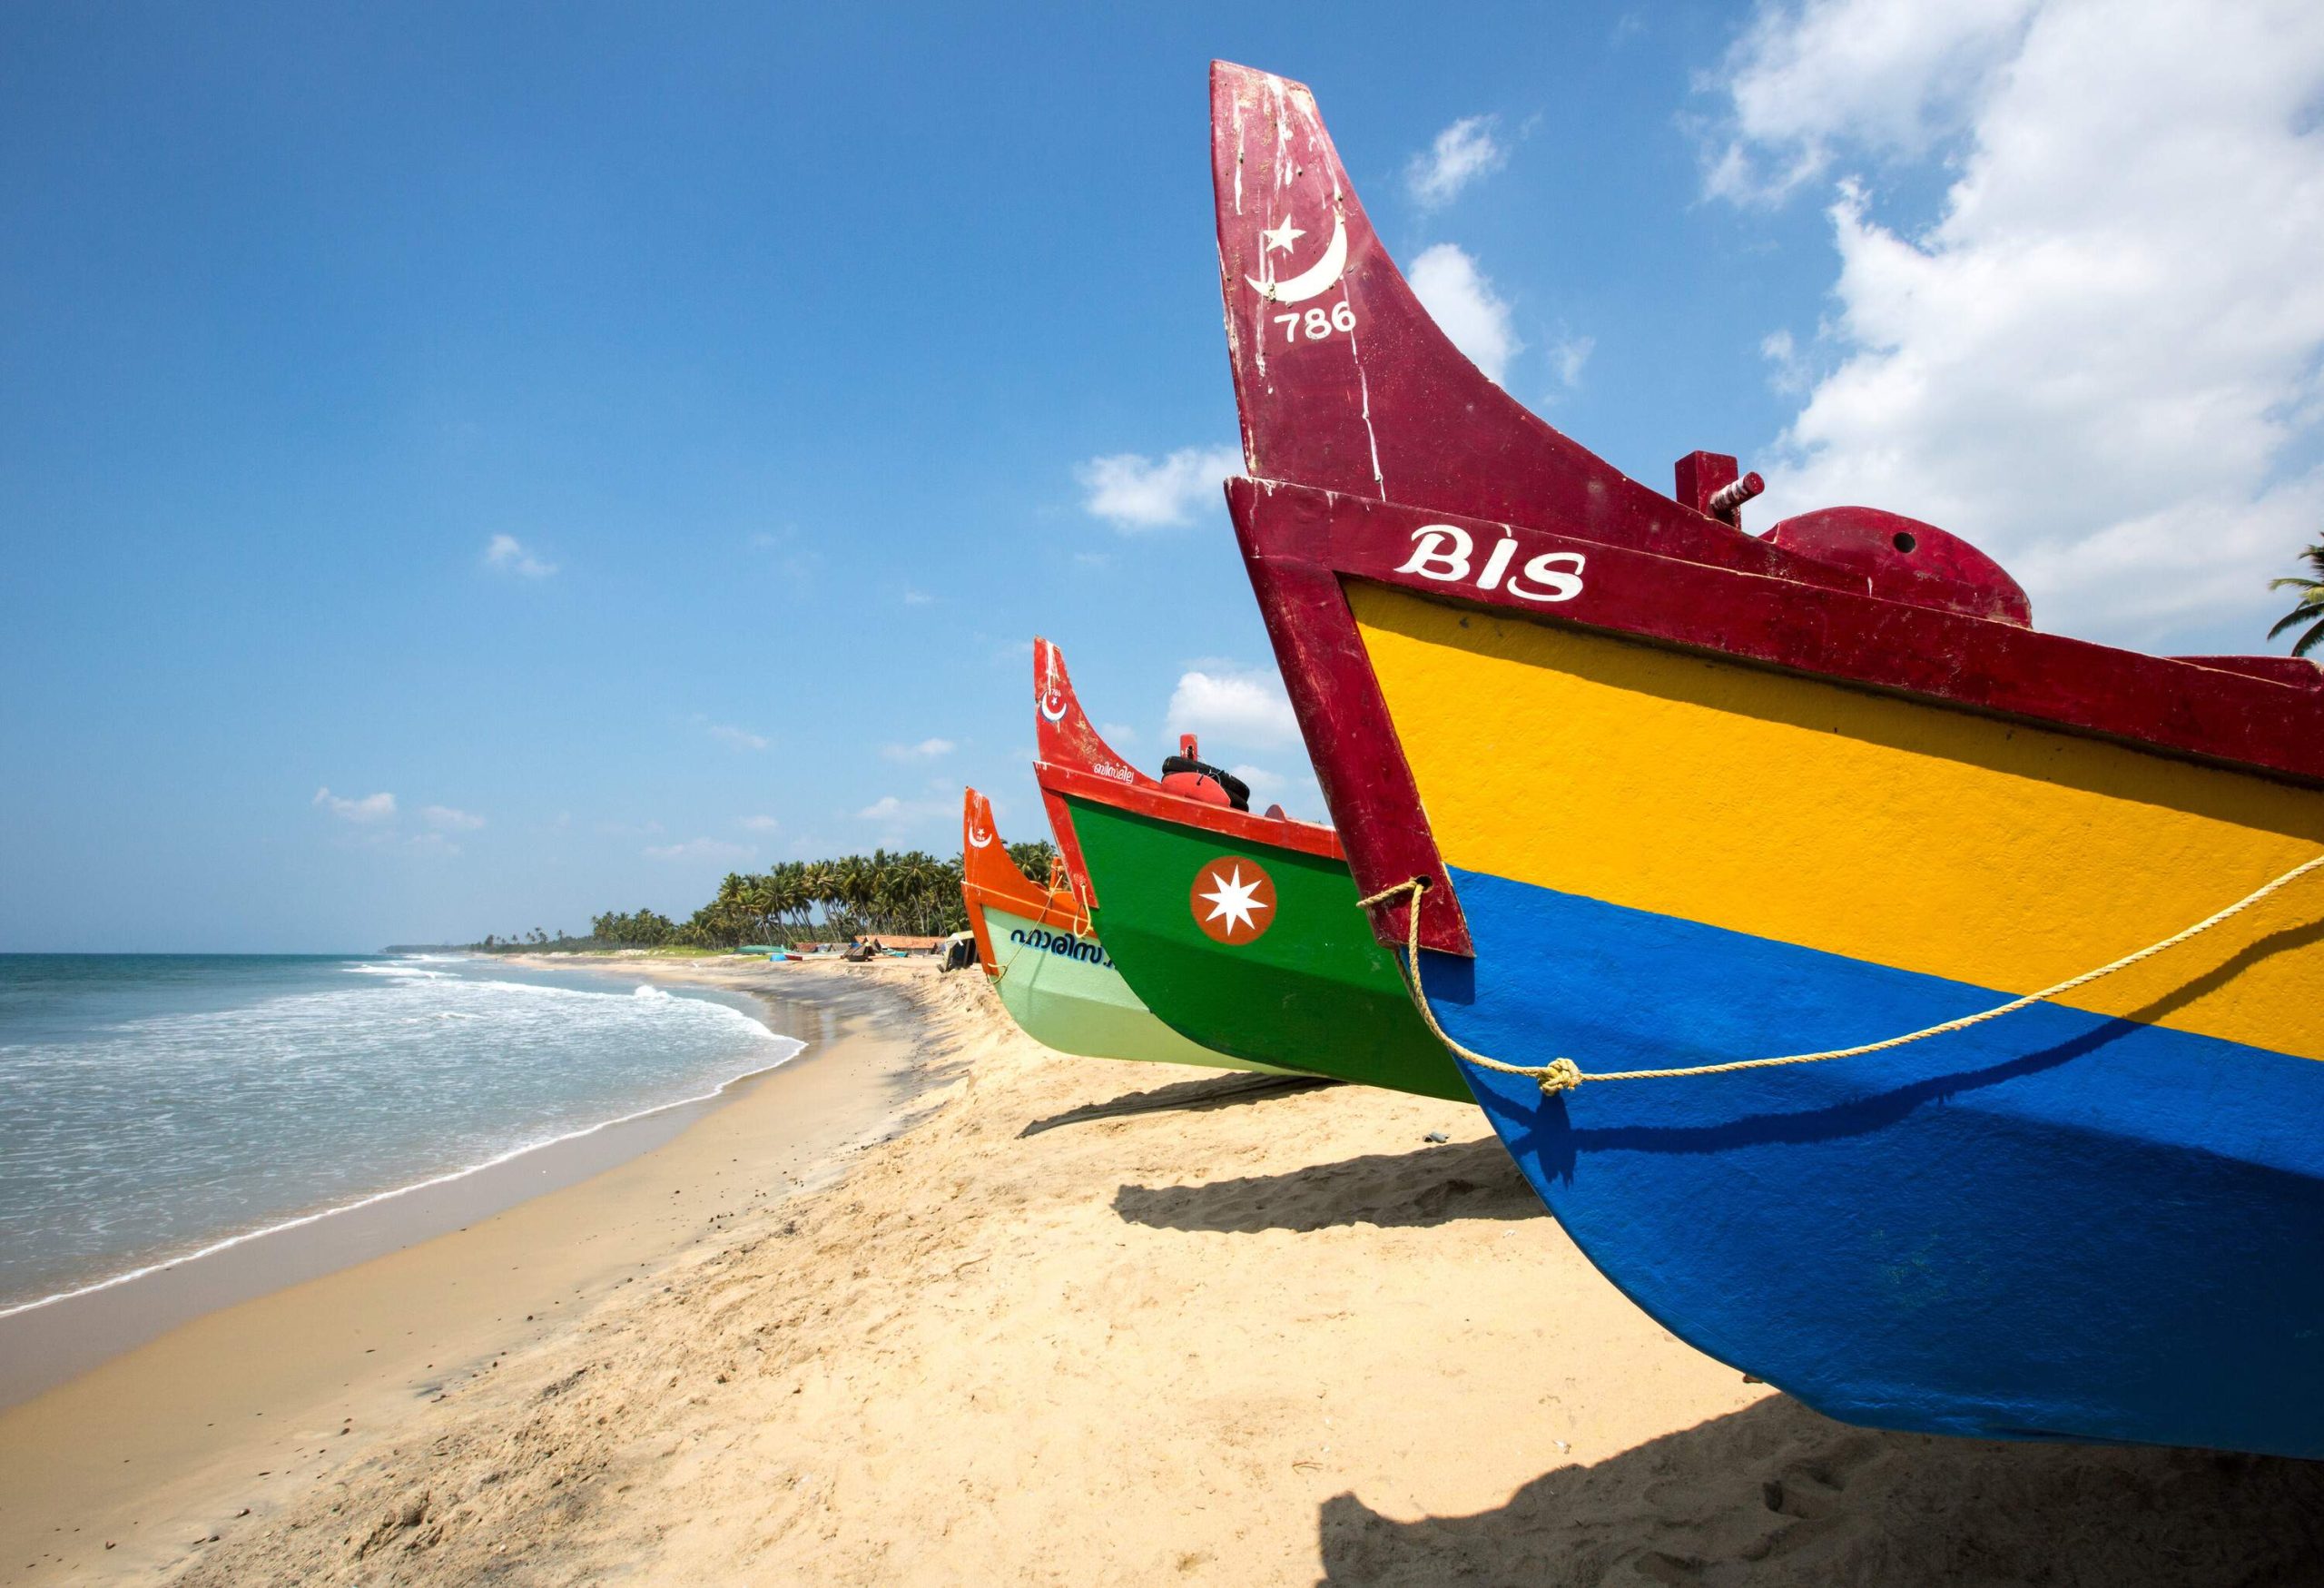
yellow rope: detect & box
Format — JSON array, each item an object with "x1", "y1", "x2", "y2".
[{"x1": 1358, "y1": 852, "x2": 2324, "y2": 1097}]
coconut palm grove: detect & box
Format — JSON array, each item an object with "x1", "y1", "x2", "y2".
[{"x1": 469, "y1": 842, "x2": 1059, "y2": 952}]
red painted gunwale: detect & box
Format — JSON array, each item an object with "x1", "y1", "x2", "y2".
[
  {"x1": 1206, "y1": 62, "x2": 2324, "y2": 957},
  {"x1": 1029, "y1": 636, "x2": 1343, "y2": 915},
  {"x1": 1233, "y1": 484, "x2": 2324, "y2": 952},
  {"x1": 959, "y1": 785, "x2": 1083, "y2": 978}
]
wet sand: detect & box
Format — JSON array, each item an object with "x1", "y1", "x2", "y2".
[{"x1": 10, "y1": 957, "x2": 2322, "y2": 1586}]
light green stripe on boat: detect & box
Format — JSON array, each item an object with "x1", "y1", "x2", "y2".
[{"x1": 984, "y1": 902, "x2": 1285, "y2": 1072}]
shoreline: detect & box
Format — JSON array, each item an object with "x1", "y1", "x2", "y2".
[
  {"x1": 0, "y1": 953, "x2": 820, "y2": 1406},
  {"x1": 0, "y1": 958, "x2": 958, "y2": 1583},
  {"x1": 0, "y1": 1051, "x2": 807, "y2": 1399}
]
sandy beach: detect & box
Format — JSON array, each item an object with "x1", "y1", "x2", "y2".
[
  {"x1": 0, "y1": 959, "x2": 950, "y2": 1582},
  {"x1": 7, "y1": 957, "x2": 2321, "y2": 1586}
]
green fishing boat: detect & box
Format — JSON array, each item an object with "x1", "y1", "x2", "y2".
[
  {"x1": 958, "y1": 786, "x2": 1278, "y2": 1074},
  {"x1": 1030, "y1": 640, "x2": 1467, "y2": 1100}
]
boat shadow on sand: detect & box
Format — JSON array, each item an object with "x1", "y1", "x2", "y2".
[
  {"x1": 1315, "y1": 1393, "x2": 2324, "y2": 1586},
  {"x1": 1112, "y1": 1137, "x2": 1543, "y2": 1234},
  {"x1": 1019, "y1": 1072, "x2": 1341, "y2": 1138}
]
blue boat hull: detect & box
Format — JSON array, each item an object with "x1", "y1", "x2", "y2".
[{"x1": 1425, "y1": 867, "x2": 2324, "y2": 1457}]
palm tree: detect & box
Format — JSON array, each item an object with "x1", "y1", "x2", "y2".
[
  {"x1": 882, "y1": 850, "x2": 943, "y2": 934},
  {"x1": 800, "y1": 861, "x2": 840, "y2": 941},
  {"x1": 852, "y1": 853, "x2": 879, "y2": 933},
  {"x1": 1007, "y1": 840, "x2": 1058, "y2": 890},
  {"x1": 825, "y1": 855, "x2": 870, "y2": 939},
  {"x1": 2270, "y1": 545, "x2": 2324, "y2": 657},
  {"x1": 761, "y1": 864, "x2": 805, "y2": 946}
]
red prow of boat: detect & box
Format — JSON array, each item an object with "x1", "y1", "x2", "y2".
[
  {"x1": 1031, "y1": 636, "x2": 1342, "y2": 912},
  {"x1": 1212, "y1": 61, "x2": 2032, "y2": 625},
  {"x1": 1209, "y1": 58, "x2": 2320, "y2": 954}
]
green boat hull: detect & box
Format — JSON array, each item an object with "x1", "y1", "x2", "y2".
[
  {"x1": 1064, "y1": 796, "x2": 1469, "y2": 1100},
  {"x1": 984, "y1": 902, "x2": 1281, "y2": 1072}
]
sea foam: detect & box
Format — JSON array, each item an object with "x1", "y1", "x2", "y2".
[{"x1": 0, "y1": 955, "x2": 802, "y2": 1315}]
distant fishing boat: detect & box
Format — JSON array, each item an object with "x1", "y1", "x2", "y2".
[
  {"x1": 1030, "y1": 638, "x2": 1466, "y2": 1100},
  {"x1": 956, "y1": 786, "x2": 1272, "y2": 1072},
  {"x1": 1206, "y1": 60, "x2": 2324, "y2": 1457}
]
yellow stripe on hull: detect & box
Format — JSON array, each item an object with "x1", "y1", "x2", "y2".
[{"x1": 1349, "y1": 583, "x2": 2324, "y2": 1061}]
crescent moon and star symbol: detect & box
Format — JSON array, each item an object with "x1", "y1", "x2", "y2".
[
  {"x1": 1038, "y1": 648, "x2": 1070, "y2": 724},
  {"x1": 1247, "y1": 211, "x2": 1348, "y2": 304},
  {"x1": 1190, "y1": 858, "x2": 1276, "y2": 945},
  {"x1": 968, "y1": 824, "x2": 993, "y2": 849}
]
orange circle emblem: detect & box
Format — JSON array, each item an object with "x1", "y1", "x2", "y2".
[{"x1": 1190, "y1": 857, "x2": 1276, "y2": 945}]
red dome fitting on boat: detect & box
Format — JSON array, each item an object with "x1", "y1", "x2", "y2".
[
  {"x1": 1762, "y1": 507, "x2": 2033, "y2": 627},
  {"x1": 1159, "y1": 735, "x2": 1250, "y2": 811}
]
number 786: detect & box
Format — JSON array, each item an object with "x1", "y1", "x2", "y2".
[{"x1": 1275, "y1": 301, "x2": 1357, "y2": 343}]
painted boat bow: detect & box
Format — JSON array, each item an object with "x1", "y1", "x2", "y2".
[{"x1": 1205, "y1": 59, "x2": 2324, "y2": 1457}]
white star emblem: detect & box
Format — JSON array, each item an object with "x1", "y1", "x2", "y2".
[
  {"x1": 1260, "y1": 218, "x2": 1306, "y2": 255},
  {"x1": 1196, "y1": 865, "x2": 1271, "y2": 937}
]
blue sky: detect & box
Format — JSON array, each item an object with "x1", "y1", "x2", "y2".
[{"x1": 5, "y1": 1, "x2": 2320, "y2": 950}]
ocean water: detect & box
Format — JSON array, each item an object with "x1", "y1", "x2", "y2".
[{"x1": 0, "y1": 953, "x2": 803, "y2": 1314}]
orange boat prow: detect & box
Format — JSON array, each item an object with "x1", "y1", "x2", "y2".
[{"x1": 959, "y1": 786, "x2": 1081, "y2": 977}]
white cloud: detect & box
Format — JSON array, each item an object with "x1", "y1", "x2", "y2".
[
  {"x1": 1227, "y1": 762, "x2": 1326, "y2": 821},
  {"x1": 1550, "y1": 332, "x2": 1595, "y2": 390},
  {"x1": 313, "y1": 786, "x2": 396, "y2": 823},
  {"x1": 1406, "y1": 115, "x2": 1508, "y2": 208},
  {"x1": 902, "y1": 588, "x2": 933, "y2": 606},
  {"x1": 854, "y1": 794, "x2": 948, "y2": 824},
  {"x1": 1167, "y1": 668, "x2": 1301, "y2": 750},
  {"x1": 1703, "y1": 0, "x2": 2036, "y2": 202},
  {"x1": 880, "y1": 737, "x2": 956, "y2": 762},
  {"x1": 420, "y1": 804, "x2": 485, "y2": 831},
  {"x1": 705, "y1": 722, "x2": 770, "y2": 752},
  {"x1": 1760, "y1": 328, "x2": 1812, "y2": 394},
  {"x1": 1408, "y1": 244, "x2": 1521, "y2": 385},
  {"x1": 1077, "y1": 446, "x2": 1244, "y2": 530},
  {"x1": 1098, "y1": 721, "x2": 1139, "y2": 746},
  {"x1": 1718, "y1": 0, "x2": 2324, "y2": 647},
  {"x1": 739, "y1": 814, "x2": 781, "y2": 833},
  {"x1": 484, "y1": 534, "x2": 557, "y2": 579},
  {"x1": 645, "y1": 837, "x2": 753, "y2": 863}
]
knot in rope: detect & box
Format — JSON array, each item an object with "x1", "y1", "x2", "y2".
[{"x1": 1536, "y1": 1058, "x2": 1584, "y2": 1095}]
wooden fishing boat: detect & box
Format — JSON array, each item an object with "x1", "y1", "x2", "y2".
[
  {"x1": 955, "y1": 786, "x2": 1270, "y2": 1072},
  {"x1": 1031, "y1": 638, "x2": 1466, "y2": 1099},
  {"x1": 1206, "y1": 60, "x2": 2324, "y2": 1456}
]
